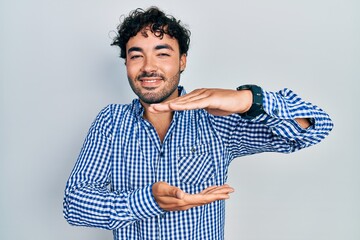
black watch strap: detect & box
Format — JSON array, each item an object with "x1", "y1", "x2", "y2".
[{"x1": 236, "y1": 84, "x2": 265, "y2": 119}]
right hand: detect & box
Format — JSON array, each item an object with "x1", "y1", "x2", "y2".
[
  {"x1": 148, "y1": 88, "x2": 252, "y2": 116},
  {"x1": 152, "y1": 181, "x2": 234, "y2": 211}
]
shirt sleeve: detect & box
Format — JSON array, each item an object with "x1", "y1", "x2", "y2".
[
  {"x1": 211, "y1": 88, "x2": 334, "y2": 160},
  {"x1": 63, "y1": 105, "x2": 163, "y2": 230}
]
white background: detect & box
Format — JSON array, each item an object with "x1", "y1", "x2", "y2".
[{"x1": 1, "y1": 0, "x2": 359, "y2": 239}]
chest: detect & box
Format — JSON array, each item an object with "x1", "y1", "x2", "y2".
[{"x1": 110, "y1": 111, "x2": 229, "y2": 192}]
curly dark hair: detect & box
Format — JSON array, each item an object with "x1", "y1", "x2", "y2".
[{"x1": 111, "y1": 7, "x2": 191, "y2": 59}]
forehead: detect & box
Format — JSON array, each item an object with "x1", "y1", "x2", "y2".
[{"x1": 126, "y1": 29, "x2": 180, "y2": 52}]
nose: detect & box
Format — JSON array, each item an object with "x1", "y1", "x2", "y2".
[{"x1": 141, "y1": 56, "x2": 158, "y2": 72}]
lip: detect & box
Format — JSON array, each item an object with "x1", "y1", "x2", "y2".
[{"x1": 139, "y1": 77, "x2": 163, "y2": 87}]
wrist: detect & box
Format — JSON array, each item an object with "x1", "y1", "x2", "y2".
[
  {"x1": 236, "y1": 89, "x2": 253, "y2": 113},
  {"x1": 128, "y1": 184, "x2": 164, "y2": 219},
  {"x1": 236, "y1": 84, "x2": 265, "y2": 119}
]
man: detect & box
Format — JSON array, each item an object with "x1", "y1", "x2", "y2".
[{"x1": 63, "y1": 7, "x2": 333, "y2": 240}]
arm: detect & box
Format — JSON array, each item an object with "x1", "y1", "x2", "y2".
[
  {"x1": 148, "y1": 87, "x2": 333, "y2": 158},
  {"x1": 214, "y1": 88, "x2": 333, "y2": 158},
  {"x1": 63, "y1": 106, "x2": 163, "y2": 230}
]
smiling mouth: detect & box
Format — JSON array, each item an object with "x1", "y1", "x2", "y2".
[
  {"x1": 138, "y1": 78, "x2": 164, "y2": 88},
  {"x1": 139, "y1": 78, "x2": 161, "y2": 82}
]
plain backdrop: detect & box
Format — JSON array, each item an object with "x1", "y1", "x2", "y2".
[{"x1": 1, "y1": 0, "x2": 359, "y2": 239}]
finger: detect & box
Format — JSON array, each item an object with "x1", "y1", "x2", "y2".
[
  {"x1": 175, "y1": 189, "x2": 185, "y2": 199},
  {"x1": 205, "y1": 187, "x2": 234, "y2": 195},
  {"x1": 165, "y1": 186, "x2": 185, "y2": 199},
  {"x1": 165, "y1": 88, "x2": 208, "y2": 103},
  {"x1": 148, "y1": 103, "x2": 173, "y2": 113},
  {"x1": 155, "y1": 191, "x2": 186, "y2": 210},
  {"x1": 165, "y1": 203, "x2": 199, "y2": 211},
  {"x1": 167, "y1": 98, "x2": 211, "y2": 111},
  {"x1": 202, "y1": 185, "x2": 234, "y2": 194},
  {"x1": 154, "y1": 182, "x2": 184, "y2": 198},
  {"x1": 158, "y1": 190, "x2": 232, "y2": 211},
  {"x1": 149, "y1": 97, "x2": 210, "y2": 113},
  {"x1": 184, "y1": 192, "x2": 230, "y2": 205},
  {"x1": 162, "y1": 194, "x2": 222, "y2": 211},
  {"x1": 148, "y1": 89, "x2": 210, "y2": 113},
  {"x1": 200, "y1": 184, "x2": 231, "y2": 194},
  {"x1": 149, "y1": 93, "x2": 209, "y2": 113},
  {"x1": 200, "y1": 186, "x2": 219, "y2": 194},
  {"x1": 169, "y1": 89, "x2": 209, "y2": 103}
]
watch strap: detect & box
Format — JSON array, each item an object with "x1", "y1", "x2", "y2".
[{"x1": 236, "y1": 84, "x2": 265, "y2": 119}]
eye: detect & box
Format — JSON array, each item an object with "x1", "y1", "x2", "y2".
[
  {"x1": 130, "y1": 55, "x2": 142, "y2": 60},
  {"x1": 158, "y1": 53, "x2": 170, "y2": 57}
]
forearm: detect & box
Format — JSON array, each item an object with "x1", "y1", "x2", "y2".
[
  {"x1": 63, "y1": 105, "x2": 164, "y2": 229},
  {"x1": 256, "y1": 88, "x2": 333, "y2": 149},
  {"x1": 295, "y1": 117, "x2": 312, "y2": 129},
  {"x1": 63, "y1": 183, "x2": 163, "y2": 230},
  {"x1": 211, "y1": 87, "x2": 333, "y2": 158}
]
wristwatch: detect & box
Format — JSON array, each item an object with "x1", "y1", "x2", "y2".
[{"x1": 236, "y1": 84, "x2": 265, "y2": 119}]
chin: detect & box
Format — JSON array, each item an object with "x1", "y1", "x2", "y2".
[
  {"x1": 140, "y1": 97, "x2": 163, "y2": 104},
  {"x1": 139, "y1": 92, "x2": 171, "y2": 104}
]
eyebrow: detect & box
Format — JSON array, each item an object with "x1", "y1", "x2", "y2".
[
  {"x1": 127, "y1": 44, "x2": 174, "y2": 54},
  {"x1": 154, "y1": 44, "x2": 174, "y2": 51},
  {"x1": 128, "y1": 47, "x2": 143, "y2": 54}
]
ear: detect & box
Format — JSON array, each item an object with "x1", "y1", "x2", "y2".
[{"x1": 180, "y1": 54, "x2": 187, "y2": 72}]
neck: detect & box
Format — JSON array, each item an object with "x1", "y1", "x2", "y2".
[
  {"x1": 139, "y1": 87, "x2": 180, "y2": 142},
  {"x1": 142, "y1": 103, "x2": 174, "y2": 142}
]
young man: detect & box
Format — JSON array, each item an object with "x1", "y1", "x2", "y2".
[{"x1": 63, "y1": 7, "x2": 333, "y2": 240}]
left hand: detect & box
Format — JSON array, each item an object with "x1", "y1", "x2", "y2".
[
  {"x1": 152, "y1": 181, "x2": 234, "y2": 211},
  {"x1": 148, "y1": 88, "x2": 253, "y2": 116}
]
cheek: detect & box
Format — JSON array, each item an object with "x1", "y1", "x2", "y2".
[
  {"x1": 126, "y1": 64, "x2": 139, "y2": 78},
  {"x1": 163, "y1": 60, "x2": 181, "y2": 73}
]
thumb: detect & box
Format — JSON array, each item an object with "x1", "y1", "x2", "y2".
[
  {"x1": 168, "y1": 186, "x2": 185, "y2": 199},
  {"x1": 175, "y1": 188, "x2": 185, "y2": 199}
]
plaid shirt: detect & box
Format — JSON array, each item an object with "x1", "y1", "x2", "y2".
[{"x1": 63, "y1": 86, "x2": 333, "y2": 240}]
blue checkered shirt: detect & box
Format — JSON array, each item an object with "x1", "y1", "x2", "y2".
[{"x1": 63, "y1": 86, "x2": 333, "y2": 240}]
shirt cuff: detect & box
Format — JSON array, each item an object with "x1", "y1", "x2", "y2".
[
  {"x1": 255, "y1": 89, "x2": 314, "y2": 132},
  {"x1": 127, "y1": 184, "x2": 164, "y2": 220}
]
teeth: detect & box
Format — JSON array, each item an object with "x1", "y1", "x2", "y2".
[{"x1": 143, "y1": 80, "x2": 157, "y2": 83}]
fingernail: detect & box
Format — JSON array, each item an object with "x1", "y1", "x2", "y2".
[{"x1": 176, "y1": 191, "x2": 184, "y2": 199}]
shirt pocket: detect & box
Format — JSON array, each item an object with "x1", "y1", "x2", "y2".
[{"x1": 176, "y1": 143, "x2": 215, "y2": 185}]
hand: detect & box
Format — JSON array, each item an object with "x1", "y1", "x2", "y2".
[
  {"x1": 152, "y1": 181, "x2": 234, "y2": 211},
  {"x1": 148, "y1": 88, "x2": 253, "y2": 116}
]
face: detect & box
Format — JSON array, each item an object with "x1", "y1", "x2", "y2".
[{"x1": 125, "y1": 28, "x2": 187, "y2": 104}]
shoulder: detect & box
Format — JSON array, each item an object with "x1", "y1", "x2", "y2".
[
  {"x1": 105, "y1": 103, "x2": 132, "y2": 114},
  {"x1": 93, "y1": 102, "x2": 135, "y2": 126}
]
